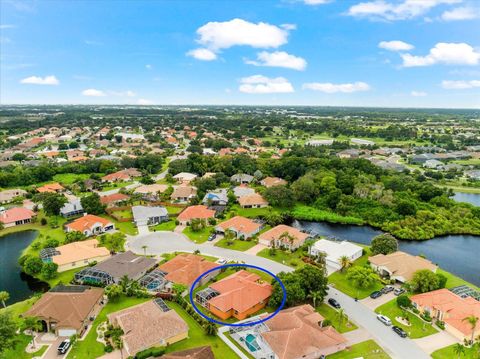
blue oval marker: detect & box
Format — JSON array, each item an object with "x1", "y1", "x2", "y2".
[{"x1": 189, "y1": 263, "x2": 287, "y2": 327}]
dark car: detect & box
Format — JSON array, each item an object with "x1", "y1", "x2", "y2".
[
  {"x1": 328, "y1": 298, "x2": 341, "y2": 309},
  {"x1": 370, "y1": 291, "x2": 382, "y2": 299},
  {"x1": 207, "y1": 233, "x2": 216, "y2": 241},
  {"x1": 382, "y1": 286, "x2": 394, "y2": 294},
  {"x1": 392, "y1": 326, "x2": 408, "y2": 338},
  {"x1": 57, "y1": 339, "x2": 71, "y2": 355}
]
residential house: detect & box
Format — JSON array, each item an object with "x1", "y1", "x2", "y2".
[
  {"x1": 177, "y1": 205, "x2": 216, "y2": 225},
  {"x1": 60, "y1": 198, "x2": 84, "y2": 217},
  {"x1": 351, "y1": 138, "x2": 375, "y2": 146},
  {"x1": 132, "y1": 205, "x2": 169, "y2": 227},
  {"x1": 424, "y1": 159, "x2": 444, "y2": 169},
  {"x1": 100, "y1": 193, "x2": 130, "y2": 207},
  {"x1": 369, "y1": 251, "x2": 437, "y2": 283},
  {"x1": 40, "y1": 239, "x2": 111, "y2": 272},
  {"x1": 306, "y1": 139, "x2": 334, "y2": 146},
  {"x1": 309, "y1": 239, "x2": 363, "y2": 270},
  {"x1": 0, "y1": 189, "x2": 27, "y2": 204},
  {"x1": 134, "y1": 183, "x2": 169, "y2": 201},
  {"x1": 101, "y1": 168, "x2": 141, "y2": 183},
  {"x1": 231, "y1": 174, "x2": 254, "y2": 184},
  {"x1": 258, "y1": 224, "x2": 309, "y2": 251},
  {"x1": 215, "y1": 216, "x2": 262, "y2": 239},
  {"x1": 238, "y1": 194, "x2": 268, "y2": 209},
  {"x1": 172, "y1": 172, "x2": 197, "y2": 184},
  {"x1": 411, "y1": 289, "x2": 480, "y2": 341},
  {"x1": 0, "y1": 207, "x2": 36, "y2": 228},
  {"x1": 65, "y1": 214, "x2": 115, "y2": 237},
  {"x1": 337, "y1": 149, "x2": 360, "y2": 159},
  {"x1": 202, "y1": 189, "x2": 228, "y2": 206},
  {"x1": 260, "y1": 177, "x2": 287, "y2": 188},
  {"x1": 233, "y1": 186, "x2": 255, "y2": 198},
  {"x1": 196, "y1": 270, "x2": 273, "y2": 320},
  {"x1": 171, "y1": 185, "x2": 197, "y2": 203},
  {"x1": 24, "y1": 285, "x2": 104, "y2": 337},
  {"x1": 37, "y1": 182, "x2": 65, "y2": 193}
]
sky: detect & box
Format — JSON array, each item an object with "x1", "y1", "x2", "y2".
[{"x1": 1, "y1": 0, "x2": 480, "y2": 108}]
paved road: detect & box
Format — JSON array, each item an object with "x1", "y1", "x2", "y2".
[
  {"x1": 97, "y1": 181, "x2": 141, "y2": 196},
  {"x1": 127, "y1": 231, "x2": 431, "y2": 359}
]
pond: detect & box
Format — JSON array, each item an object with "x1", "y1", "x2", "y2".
[
  {"x1": 293, "y1": 220, "x2": 480, "y2": 287},
  {"x1": 453, "y1": 192, "x2": 480, "y2": 207},
  {"x1": 0, "y1": 231, "x2": 49, "y2": 305}
]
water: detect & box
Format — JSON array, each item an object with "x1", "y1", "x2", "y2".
[
  {"x1": 0, "y1": 231, "x2": 49, "y2": 305},
  {"x1": 294, "y1": 220, "x2": 480, "y2": 287},
  {"x1": 453, "y1": 192, "x2": 480, "y2": 207}
]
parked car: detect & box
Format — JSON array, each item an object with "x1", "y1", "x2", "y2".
[
  {"x1": 217, "y1": 258, "x2": 227, "y2": 264},
  {"x1": 394, "y1": 288, "x2": 406, "y2": 296},
  {"x1": 370, "y1": 291, "x2": 382, "y2": 299},
  {"x1": 328, "y1": 298, "x2": 341, "y2": 309},
  {"x1": 382, "y1": 286, "x2": 394, "y2": 294},
  {"x1": 208, "y1": 233, "x2": 216, "y2": 241},
  {"x1": 392, "y1": 325, "x2": 408, "y2": 338},
  {"x1": 57, "y1": 339, "x2": 71, "y2": 355},
  {"x1": 377, "y1": 314, "x2": 392, "y2": 326}
]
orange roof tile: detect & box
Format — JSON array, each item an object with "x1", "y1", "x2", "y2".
[
  {"x1": 65, "y1": 214, "x2": 112, "y2": 232},
  {"x1": 37, "y1": 182, "x2": 65, "y2": 193},
  {"x1": 217, "y1": 216, "x2": 261, "y2": 234},
  {"x1": 0, "y1": 207, "x2": 36, "y2": 224},
  {"x1": 159, "y1": 254, "x2": 219, "y2": 286},
  {"x1": 100, "y1": 193, "x2": 130, "y2": 204},
  {"x1": 238, "y1": 193, "x2": 268, "y2": 207},
  {"x1": 52, "y1": 239, "x2": 110, "y2": 265},
  {"x1": 259, "y1": 225, "x2": 308, "y2": 245},
  {"x1": 177, "y1": 205, "x2": 215, "y2": 221}
]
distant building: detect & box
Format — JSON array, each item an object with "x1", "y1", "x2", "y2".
[
  {"x1": 202, "y1": 189, "x2": 228, "y2": 206},
  {"x1": 37, "y1": 182, "x2": 65, "y2": 193},
  {"x1": 60, "y1": 199, "x2": 84, "y2": 217},
  {"x1": 260, "y1": 177, "x2": 287, "y2": 188},
  {"x1": 0, "y1": 207, "x2": 36, "y2": 228},
  {"x1": 0, "y1": 189, "x2": 27, "y2": 204},
  {"x1": 101, "y1": 168, "x2": 141, "y2": 183},
  {"x1": 215, "y1": 216, "x2": 262, "y2": 239},
  {"x1": 64, "y1": 214, "x2": 114, "y2": 237},
  {"x1": 351, "y1": 138, "x2": 375, "y2": 146},
  {"x1": 172, "y1": 172, "x2": 197, "y2": 184},
  {"x1": 231, "y1": 173, "x2": 254, "y2": 184},
  {"x1": 238, "y1": 193, "x2": 268, "y2": 208},
  {"x1": 100, "y1": 193, "x2": 130, "y2": 207},
  {"x1": 171, "y1": 185, "x2": 197, "y2": 203},
  {"x1": 259, "y1": 224, "x2": 309, "y2": 251},
  {"x1": 177, "y1": 205, "x2": 215, "y2": 225},
  {"x1": 309, "y1": 239, "x2": 363, "y2": 270}
]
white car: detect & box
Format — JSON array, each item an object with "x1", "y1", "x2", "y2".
[
  {"x1": 217, "y1": 258, "x2": 227, "y2": 264},
  {"x1": 377, "y1": 314, "x2": 392, "y2": 326},
  {"x1": 57, "y1": 339, "x2": 71, "y2": 354}
]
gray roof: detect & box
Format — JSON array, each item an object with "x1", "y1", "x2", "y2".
[
  {"x1": 93, "y1": 251, "x2": 157, "y2": 280},
  {"x1": 132, "y1": 205, "x2": 168, "y2": 222},
  {"x1": 233, "y1": 186, "x2": 255, "y2": 198},
  {"x1": 231, "y1": 174, "x2": 254, "y2": 183},
  {"x1": 60, "y1": 199, "x2": 83, "y2": 215}
]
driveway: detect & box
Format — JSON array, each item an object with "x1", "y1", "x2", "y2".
[
  {"x1": 244, "y1": 243, "x2": 267, "y2": 255},
  {"x1": 41, "y1": 336, "x2": 68, "y2": 359},
  {"x1": 361, "y1": 292, "x2": 396, "y2": 310},
  {"x1": 413, "y1": 331, "x2": 459, "y2": 354},
  {"x1": 342, "y1": 328, "x2": 372, "y2": 346}
]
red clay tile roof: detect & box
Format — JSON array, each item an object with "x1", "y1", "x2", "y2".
[
  {"x1": 217, "y1": 216, "x2": 261, "y2": 234},
  {"x1": 0, "y1": 207, "x2": 36, "y2": 224},
  {"x1": 177, "y1": 205, "x2": 215, "y2": 221},
  {"x1": 100, "y1": 193, "x2": 130, "y2": 204},
  {"x1": 259, "y1": 224, "x2": 309, "y2": 245},
  {"x1": 65, "y1": 214, "x2": 112, "y2": 232},
  {"x1": 159, "y1": 254, "x2": 219, "y2": 286},
  {"x1": 37, "y1": 182, "x2": 65, "y2": 193}
]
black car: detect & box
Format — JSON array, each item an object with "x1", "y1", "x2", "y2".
[
  {"x1": 370, "y1": 291, "x2": 382, "y2": 299},
  {"x1": 57, "y1": 339, "x2": 71, "y2": 354},
  {"x1": 382, "y1": 286, "x2": 394, "y2": 294},
  {"x1": 392, "y1": 326, "x2": 408, "y2": 338},
  {"x1": 207, "y1": 233, "x2": 216, "y2": 241},
  {"x1": 328, "y1": 298, "x2": 341, "y2": 309}
]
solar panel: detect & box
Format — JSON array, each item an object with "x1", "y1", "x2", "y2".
[{"x1": 154, "y1": 297, "x2": 171, "y2": 312}]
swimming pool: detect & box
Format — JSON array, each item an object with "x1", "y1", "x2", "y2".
[{"x1": 245, "y1": 333, "x2": 261, "y2": 352}]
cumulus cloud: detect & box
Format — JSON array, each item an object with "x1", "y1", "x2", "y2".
[
  {"x1": 239, "y1": 75, "x2": 294, "y2": 94},
  {"x1": 441, "y1": 80, "x2": 480, "y2": 89},
  {"x1": 441, "y1": 7, "x2": 480, "y2": 21},
  {"x1": 411, "y1": 90, "x2": 427, "y2": 96},
  {"x1": 245, "y1": 51, "x2": 307, "y2": 70},
  {"x1": 304, "y1": 0, "x2": 332, "y2": 5},
  {"x1": 303, "y1": 81, "x2": 370, "y2": 93},
  {"x1": 401, "y1": 43, "x2": 480, "y2": 67},
  {"x1": 82, "y1": 88, "x2": 106, "y2": 97},
  {"x1": 20, "y1": 75, "x2": 59, "y2": 85},
  {"x1": 347, "y1": 0, "x2": 461, "y2": 21},
  {"x1": 378, "y1": 40, "x2": 414, "y2": 51},
  {"x1": 137, "y1": 98, "x2": 154, "y2": 105},
  {"x1": 186, "y1": 48, "x2": 217, "y2": 61}
]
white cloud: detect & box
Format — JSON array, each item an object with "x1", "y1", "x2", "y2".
[
  {"x1": 239, "y1": 75, "x2": 294, "y2": 94},
  {"x1": 411, "y1": 90, "x2": 427, "y2": 96},
  {"x1": 20, "y1": 75, "x2": 59, "y2": 85},
  {"x1": 82, "y1": 88, "x2": 106, "y2": 97},
  {"x1": 109, "y1": 90, "x2": 136, "y2": 97},
  {"x1": 304, "y1": 0, "x2": 332, "y2": 5},
  {"x1": 137, "y1": 98, "x2": 154, "y2": 105},
  {"x1": 441, "y1": 7, "x2": 480, "y2": 21},
  {"x1": 441, "y1": 80, "x2": 480, "y2": 89},
  {"x1": 401, "y1": 43, "x2": 480, "y2": 67},
  {"x1": 0, "y1": 24, "x2": 16, "y2": 29},
  {"x1": 186, "y1": 48, "x2": 217, "y2": 61},
  {"x1": 378, "y1": 40, "x2": 414, "y2": 51},
  {"x1": 245, "y1": 51, "x2": 307, "y2": 71},
  {"x1": 303, "y1": 81, "x2": 370, "y2": 93},
  {"x1": 145, "y1": 64, "x2": 153, "y2": 70},
  {"x1": 347, "y1": 0, "x2": 461, "y2": 21},
  {"x1": 281, "y1": 23, "x2": 297, "y2": 30}
]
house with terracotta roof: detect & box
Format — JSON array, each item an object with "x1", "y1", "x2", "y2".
[
  {"x1": 108, "y1": 299, "x2": 189, "y2": 357},
  {"x1": 196, "y1": 270, "x2": 273, "y2": 320},
  {"x1": 64, "y1": 214, "x2": 114, "y2": 237},
  {"x1": 259, "y1": 224, "x2": 309, "y2": 251},
  {"x1": 0, "y1": 207, "x2": 36, "y2": 228},
  {"x1": 177, "y1": 205, "x2": 215, "y2": 225},
  {"x1": 411, "y1": 289, "x2": 480, "y2": 341},
  {"x1": 37, "y1": 182, "x2": 65, "y2": 193},
  {"x1": 40, "y1": 239, "x2": 111, "y2": 272},
  {"x1": 24, "y1": 285, "x2": 104, "y2": 337},
  {"x1": 171, "y1": 185, "x2": 197, "y2": 203},
  {"x1": 238, "y1": 193, "x2": 268, "y2": 209},
  {"x1": 260, "y1": 177, "x2": 287, "y2": 188},
  {"x1": 369, "y1": 251, "x2": 437, "y2": 283},
  {"x1": 215, "y1": 216, "x2": 262, "y2": 239},
  {"x1": 100, "y1": 192, "x2": 130, "y2": 207},
  {"x1": 101, "y1": 168, "x2": 141, "y2": 183}
]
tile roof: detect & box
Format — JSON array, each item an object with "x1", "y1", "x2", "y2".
[
  {"x1": 171, "y1": 185, "x2": 197, "y2": 199},
  {"x1": 238, "y1": 193, "x2": 268, "y2": 207},
  {"x1": 100, "y1": 192, "x2": 130, "y2": 204},
  {"x1": 93, "y1": 251, "x2": 157, "y2": 279},
  {"x1": 37, "y1": 182, "x2": 65, "y2": 193},
  {"x1": 217, "y1": 216, "x2": 261, "y2": 234},
  {"x1": 177, "y1": 205, "x2": 215, "y2": 221},
  {"x1": 51, "y1": 239, "x2": 110, "y2": 266},
  {"x1": 0, "y1": 207, "x2": 36, "y2": 224},
  {"x1": 259, "y1": 225, "x2": 309, "y2": 245},
  {"x1": 65, "y1": 214, "x2": 113, "y2": 232},
  {"x1": 101, "y1": 168, "x2": 141, "y2": 182},
  {"x1": 134, "y1": 183, "x2": 169, "y2": 194},
  {"x1": 369, "y1": 251, "x2": 437, "y2": 282},
  {"x1": 261, "y1": 177, "x2": 287, "y2": 188},
  {"x1": 159, "y1": 254, "x2": 219, "y2": 286}
]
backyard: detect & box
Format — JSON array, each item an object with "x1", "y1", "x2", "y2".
[
  {"x1": 256, "y1": 247, "x2": 306, "y2": 268},
  {"x1": 152, "y1": 220, "x2": 176, "y2": 231},
  {"x1": 326, "y1": 339, "x2": 390, "y2": 359}
]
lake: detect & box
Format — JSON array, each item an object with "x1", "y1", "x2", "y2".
[
  {"x1": 453, "y1": 192, "x2": 480, "y2": 207},
  {"x1": 0, "y1": 231, "x2": 49, "y2": 305},
  {"x1": 293, "y1": 220, "x2": 480, "y2": 287}
]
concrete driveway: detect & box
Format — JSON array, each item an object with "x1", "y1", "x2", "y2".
[
  {"x1": 42, "y1": 336, "x2": 68, "y2": 359},
  {"x1": 361, "y1": 292, "x2": 396, "y2": 310},
  {"x1": 413, "y1": 331, "x2": 459, "y2": 354},
  {"x1": 244, "y1": 243, "x2": 267, "y2": 255}
]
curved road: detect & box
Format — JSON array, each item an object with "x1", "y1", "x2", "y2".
[{"x1": 127, "y1": 231, "x2": 430, "y2": 359}]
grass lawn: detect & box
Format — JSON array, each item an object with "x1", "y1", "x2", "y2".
[
  {"x1": 152, "y1": 220, "x2": 176, "y2": 231},
  {"x1": 215, "y1": 238, "x2": 257, "y2": 251},
  {"x1": 110, "y1": 209, "x2": 132, "y2": 219},
  {"x1": 52, "y1": 173, "x2": 94, "y2": 185},
  {"x1": 0, "y1": 297, "x2": 40, "y2": 324},
  {"x1": 99, "y1": 214, "x2": 137, "y2": 235},
  {"x1": 69, "y1": 295, "x2": 149, "y2": 359},
  {"x1": 164, "y1": 301, "x2": 238, "y2": 359},
  {"x1": 1, "y1": 334, "x2": 48, "y2": 359},
  {"x1": 165, "y1": 205, "x2": 184, "y2": 215},
  {"x1": 161, "y1": 252, "x2": 218, "y2": 262},
  {"x1": 182, "y1": 226, "x2": 213, "y2": 244},
  {"x1": 327, "y1": 339, "x2": 390, "y2": 359},
  {"x1": 374, "y1": 299, "x2": 437, "y2": 339},
  {"x1": 42, "y1": 266, "x2": 82, "y2": 287},
  {"x1": 316, "y1": 303, "x2": 358, "y2": 333},
  {"x1": 229, "y1": 204, "x2": 277, "y2": 218},
  {"x1": 438, "y1": 268, "x2": 480, "y2": 291},
  {"x1": 100, "y1": 181, "x2": 134, "y2": 192},
  {"x1": 431, "y1": 343, "x2": 478, "y2": 359},
  {"x1": 257, "y1": 247, "x2": 306, "y2": 268}
]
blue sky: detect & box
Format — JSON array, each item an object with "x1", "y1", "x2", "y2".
[{"x1": 1, "y1": 0, "x2": 479, "y2": 108}]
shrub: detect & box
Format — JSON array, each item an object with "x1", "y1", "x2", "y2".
[
  {"x1": 40, "y1": 218, "x2": 47, "y2": 225},
  {"x1": 437, "y1": 320, "x2": 445, "y2": 330},
  {"x1": 104, "y1": 344, "x2": 113, "y2": 353},
  {"x1": 396, "y1": 294, "x2": 411, "y2": 309}
]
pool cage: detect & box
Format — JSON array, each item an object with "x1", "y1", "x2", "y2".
[
  {"x1": 228, "y1": 320, "x2": 274, "y2": 359},
  {"x1": 450, "y1": 285, "x2": 480, "y2": 301},
  {"x1": 39, "y1": 248, "x2": 60, "y2": 263},
  {"x1": 74, "y1": 267, "x2": 114, "y2": 286},
  {"x1": 154, "y1": 297, "x2": 171, "y2": 312},
  {"x1": 139, "y1": 269, "x2": 169, "y2": 292},
  {"x1": 195, "y1": 287, "x2": 219, "y2": 308}
]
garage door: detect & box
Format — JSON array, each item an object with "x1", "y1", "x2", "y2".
[{"x1": 58, "y1": 328, "x2": 76, "y2": 337}]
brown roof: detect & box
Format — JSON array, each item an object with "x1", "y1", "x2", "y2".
[
  {"x1": 51, "y1": 239, "x2": 110, "y2": 266},
  {"x1": 177, "y1": 205, "x2": 215, "y2": 221},
  {"x1": 25, "y1": 286, "x2": 104, "y2": 330},
  {"x1": 101, "y1": 168, "x2": 141, "y2": 182},
  {"x1": 65, "y1": 214, "x2": 113, "y2": 233},
  {"x1": 171, "y1": 185, "x2": 197, "y2": 199},
  {"x1": 163, "y1": 346, "x2": 214, "y2": 359},
  {"x1": 259, "y1": 225, "x2": 309, "y2": 245},
  {"x1": 108, "y1": 300, "x2": 188, "y2": 356},
  {"x1": 100, "y1": 192, "x2": 130, "y2": 204},
  {"x1": 261, "y1": 177, "x2": 287, "y2": 188},
  {"x1": 134, "y1": 183, "x2": 169, "y2": 194},
  {"x1": 369, "y1": 251, "x2": 437, "y2": 282},
  {"x1": 159, "y1": 254, "x2": 219, "y2": 287},
  {"x1": 217, "y1": 216, "x2": 261, "y2": 234},
  {"x1": 93, "y1": 251, "x2": 157, "y2": 280},
  {"x1": 238, "y1": 193, "x2": 268, "y2": 207},
  {"x1": 261, "y1": 304, "x2": 347, "y2": 359},
  {"x1": 37, "y1": 182, "x2": 64, "y2": 193}
]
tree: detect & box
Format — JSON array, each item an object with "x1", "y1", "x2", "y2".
[
  {"x1": 462, "y1": 315, "x2": 479, "y2": 346},
  {"x1": 0, "y1": 312, "x2": 17, "y2": 354},
  {"x1": 204, "y1": 321, "x2": 217, "y2": 336},
  {"x1": 264, "y1": 185, "x2": 295, "y2": 208},
  {"x1": 339, "y1": 255, "x2": 352, "y2": 272},
  {"x1": 370, "y1": 233, "x2": 398, "y2": 255},
  {"x1": 0, "y1": 291, "x2": 9, "y2": 308},
  {"x1": 23, "y1": 256, "x2": 43, "y2": 275},
  {"x1": 81, "y1": 193, "x2": 105, "y2": 215},
  {"x1": 336, "y1": 308, "x2": 348, "y2": 328},
  {"x1": 346, "y1": 266, "x2": 378, "y2": 290},
  {"x1": 452, "y1": 343, "x2": 465, "y2": 359},
  {"x1": 21, "y1": 317, "x2": 42, "y2": 349},
  {"x1": 64, "y1": 231, "x2": 87, "y2": 244},
  {"x1": 41, "y1": 262, "x2": 58, "y2": 280},
  {"x1": 172, "y1": 283, "x2": 187, "y2": 301},
  {"x1": 98, "y1": 232, "x2": 126, "y2": 252},
  {"x1": 410, "y1": 270, "x2": 441, "y2": 293},
  {"x1": 307, "y1": 290, "x2": 322, "y2": 308},
  {"x1": 41, "y1": 193, "x2": 67, "y2": 216},
  {"x1": 119, "y1": 275, "x2": 132, "y2": 293},
  {"x1": 105, "y1": 284, "x2": 123, "y2": 302},
  {"x1": 396, "y1": 294, "x2": 411, "y2": 309}
]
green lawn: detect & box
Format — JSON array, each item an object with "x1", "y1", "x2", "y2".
[
  {"x1": 164, "y1": 301, "x2": 238, "y2": 359},
  {"x1": 327, "y1": 340, "x2": 390, "y2": 359},
  {"x1": 165, "y1": 205, "x2": 184, "y2": 215},
  {"x1": 152, "y1": 220, "x2": 176, "y2": 231},
  {"x1": 316, "y1": 303, "x2": 358, "y2": 333},
  {"x1": 100, "y1": 181, "x2": 134, "y2": 192},
  {"x1": 53, "y1": 173, "x2": 94, "y2": 185},
  {"x1": 229, "y1": 204, "x2": 277, "y2": 218},
  {"x1": 374, "y1": 299, "x2": 437, "y2": 339},
  {"x1": 182, "y1": 226, "x2": 213, "y2": 244},
  {"x1": 215, "y1": 238, "x2": 257, "y2": 251},
  {"x1": 438, "y1": 268, "x2": 480, "y2": 291},
  {"x1": 110, "y1": 209, "x2": 132, "y2": 219},
  {"x1": 99, "y1": 214, "x2": 137, "y2": 235},
  {"x1": 1, "y1": 334, "x2": 48, "y2": 359},
  {"x1": 68, "y1": 295, "x2": 149, "y2": 359},
  {"x1": 0, "y1": 296, "x2": 40, "y2": 325},
  {"x1": 257, "y1": 247, "x2": 306, "y2": 268},
  {"x1": 431, "y1": 343, "x2": 478, "y2": 359},
  {"x1": 42, "y1": 266, "x2": 82, "y2": 287}
]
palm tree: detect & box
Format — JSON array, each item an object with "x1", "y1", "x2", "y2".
[
  {"x1": 0, "y1": 291, "x2": 10, "y2": 308},
  {"x1": 141, "y1": 245, "x2": 148, "y2": 256},
  {"x1": 119, "y1": 275, "x2": 131, "y2": 293},
  {"x1": 462, "y1": 315, "x2": 479, "y2": 346},
  {"x1": 339, "y1": 256, "x2": 352, "y2": 272},
  {"x1": 452, "y1": 343, "x2": 465, "y2": 359},
  {"x1": 204, "y1": 321, "x2": 217, "y2": 335},
  {"x1": 22, "y1": 317, "x2": 42, "y2": 349},
  {"x1": 336, "y1": 309, "x2": 349, "y2": 329},
  {"x1": 307, "y1": 290, "x2": 322, "y2": 308}
]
